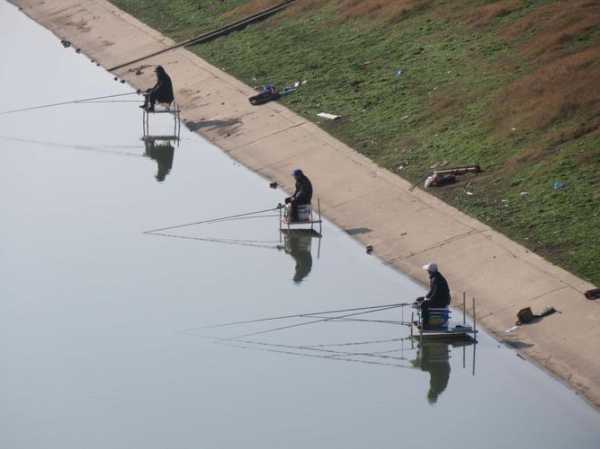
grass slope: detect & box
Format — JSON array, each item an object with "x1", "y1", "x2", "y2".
[{"x1": 112, "y1": 0, "x2": 600, "y2": 285}]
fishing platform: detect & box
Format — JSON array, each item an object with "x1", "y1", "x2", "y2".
[
  {"x1": 279, "y1": 199, "x2": 323, "y2": 235},
  {"x1": 142, "y1": 101, "x2": 181, "y2": 145},
  {"x1": 410, "y1": 294, "x2": 477, "y2": 341}
]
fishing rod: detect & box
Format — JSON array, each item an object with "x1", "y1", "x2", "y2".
[
  {"x1": 143, "y1": 206, "x2": 282, "y2": 234},
  {"x1": 233, "y1": 304, "x2": 406, "y2": 339},
  {"x1": 0, "y1": 92, "x2": 139, "y2": 116},
  {"x1": 108, "y1": 0, "x2": 297, "y2": 72},
  {"x1": 193, "y1": 301, "x2": 411, "y2": 330}
]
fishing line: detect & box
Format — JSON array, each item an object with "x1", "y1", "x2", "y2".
[
  {"x1": 191, "y1": 302, "x2": 410, "y2": 330},
  {"x1": 230, "y1": 337, "x2": 410, "y2": 362},
  {"x1": 143, "y1": 206, "x2": 282, "y2": 234},
  {"x1": 306, "y1": 315, "x2": 410, "y2": 326},
  {"x1": 147, "y1": 232, "x2": 283, "y2": 250},
  {"x1": 208, "y1": 336, "x2": 414, "y2": 369},
  {"x1": 233, "y1": 304, "x2": 406, "y2": 339},
  {"x1": 308, "y1": 336, "x2": 411, "y2": 348},
  {"x1": 0, "y1": 135, "x2": 143, "y2": 158},
  {"x1": 0, "y1": 92, "x2": 139, "y2": 116}
]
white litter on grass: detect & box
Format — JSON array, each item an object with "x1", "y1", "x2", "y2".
[{"x1": 317, "y1": 112, "x2": 341, "y2": 120}]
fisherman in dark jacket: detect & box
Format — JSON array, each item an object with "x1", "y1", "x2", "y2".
[
  {"x1": 416, "y1": 263, "x2": 451, "y2": 329},
  {"x1": 140, "y1": 66, "x2": 174, "y2": 112},
  {"x1": 285, "y1": 169, "x2": 313, "y2": 222}
]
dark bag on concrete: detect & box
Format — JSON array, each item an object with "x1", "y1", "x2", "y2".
[{"x1": 517, "y1": 307, "x2": 535, "y2": 324}]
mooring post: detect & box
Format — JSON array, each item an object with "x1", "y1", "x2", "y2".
[
  {"x1": 463, "y1": 292, "x2": 466, "y2": 326},
  {"x1": 473, "y1": 297, "x2": 477, "y2": 338}
]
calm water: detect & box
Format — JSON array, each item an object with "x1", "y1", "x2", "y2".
[{"x1": 1, "y1": 2, "x2": 599, "y2": 448}]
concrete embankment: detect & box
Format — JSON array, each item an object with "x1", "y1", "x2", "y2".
[{"x1": 13, "y1": 0, "x2": 600, "y2": 407}]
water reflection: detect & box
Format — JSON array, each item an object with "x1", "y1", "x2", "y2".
[
  {"x1": 282, "y1": 229, "x2": 319, "y2": 284},
  {"x1": 143, "y1": 138, "x2": 175, "y2": 182},
  {"x1": 199, "y1": 304, "x2": 476, "y2": 406},
  {"x1": 411, "y1": 339, "x2": 475, "y2": 404}
]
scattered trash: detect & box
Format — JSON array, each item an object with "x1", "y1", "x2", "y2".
[
  {"x1": 135, "y1": 69, "x2": 143, "y2": 75},
  {"x1": 366, "y1": 245, "x2": 374, "y2": 254},
  {"x1": 465, "y1": 191, "x2": 474, "y2": 195},
  {"x1": 249, "y1": 84, "x2": 280, "y2": 105},
  {"x1": 422, "y1": 165, "x2": 481, "y2": 189},
  {"x1": 269, "y1": 181, "x2": 278, "y2": 189},
  {"x1": 114, "y1": 76, "x2": 118, "y2": 81},
  {"x1": 585, "y1": 288, "x2": 600, "y2": 300},
  {"x1": 424, "y1": 173, "x2": 456, "y2": 188},
  {"x1": 60, "y1": 39, "x2": 71, "y2": 48},
  {"x1": 433, "y1": 165, "x2": 481, "y2": 175},
  {"x1": 396, "y1": 164, "x2": 406, "y2": 171},
  {"x1": 552, "y1": 180, "x2": 567, "y2": 190},
  {"x1": 505, "y1": 325, "x2": 519, "y2": 333},
  {"x1": 280, "y1": 86, "x2": 297, "y2": 96},
  {"x1": 520, "y1": 191, "x2": 528, "y2": 197},
  {"x1": 395, "y1": 69, "x2": 403, "y2": 77},
  {"x1": 516, "y1": 306, "x2": 557, "y2": 325},
  {"x1": 120, "y1": 79, "x2": 126, "y2": 84},
  {"x1": 75, "y1": 48, "x2": 81, "y2": 53},
  {"x1": 317, "y1": 112, "x2": 341, "y2": 120}
]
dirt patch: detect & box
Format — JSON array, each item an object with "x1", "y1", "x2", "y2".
[
  {"x1": 502, "y1": 1, "x2": 600, "y2": 62},
  {"x1": 464, "y1": 0, "x2": 523, "y2": 28},
  {"x1": 493, "y1": 46, "x2": 600, "y2": 134}
]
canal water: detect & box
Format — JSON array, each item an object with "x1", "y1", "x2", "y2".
[{"x1": 1, "y1": 2, "x2": 599, "y2": 448}]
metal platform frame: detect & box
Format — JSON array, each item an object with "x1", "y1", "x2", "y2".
[
  {"x1": 142, "y1": 101, "x2": 182, "y2": 145},
  {"x1": 279, "y1": 198, "x2": 323, "y2": 235}
]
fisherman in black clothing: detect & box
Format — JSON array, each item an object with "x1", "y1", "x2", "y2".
[
  {"x1": 416, "y1": 262, "x2": 451, "y2": 329},
  {"x1": 285, "y1": 169, "x2": 313, "y2": 222},
  {"x1": 140, "y1": 66, "x2": 174, "y2": 112}
]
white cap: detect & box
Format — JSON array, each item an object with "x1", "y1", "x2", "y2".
[{"x1": 423, "y1": 263, "x2": 438, "y2": 272}]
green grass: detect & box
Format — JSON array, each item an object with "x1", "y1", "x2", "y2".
[{"x1": 111, "y1": 0, "x2": 600, "y2": 285}]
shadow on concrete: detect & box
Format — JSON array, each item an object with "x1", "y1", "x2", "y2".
[{"x1": 344, "y1": 227, "x2": 372, "y2": 236}]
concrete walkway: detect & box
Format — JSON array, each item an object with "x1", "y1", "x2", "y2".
[{"x1": 14, "y1": 0, "x2": 600, "y2": 407}]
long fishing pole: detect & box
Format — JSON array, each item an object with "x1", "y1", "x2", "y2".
[
  {"x1": 193, "y1": 301, "x2": 410, "y2": 330},
  {"x1": 143, "y1": 206, "x2": 282, "y2": 234},
  {"x1": 233, "y1": 304, "x2": 405, "y2": 339},
  {"x1": 0, "y1": 92, "x2": 139, "y2": 116}
]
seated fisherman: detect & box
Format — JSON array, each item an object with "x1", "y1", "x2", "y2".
[
  {"x1": 285, "y1": 169, "x2": 313, "y2": 222},
  {"x1": 415, "y1": 263, "x2": 451, "y2": 329},
  {"x1": 140, "y1": 65, "x2": 174, "y2": 112}
]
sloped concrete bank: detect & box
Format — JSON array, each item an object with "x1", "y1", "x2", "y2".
[{"x1": 13, "y1": 0, "x2": 600, "y2": 408}]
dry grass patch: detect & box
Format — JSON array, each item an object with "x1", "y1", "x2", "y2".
[{"x1": 493, "y1": 46, "x2": 600, "y2": 133}]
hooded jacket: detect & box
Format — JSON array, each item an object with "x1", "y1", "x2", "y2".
[{"x1": 425, "y1": 271, "x2": 451, "y2": 307}]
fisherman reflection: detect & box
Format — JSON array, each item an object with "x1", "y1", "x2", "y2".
[
  {"x1": 144, "y1": 139, "x2": 174, "y2": 182},
  {"x1": 283, "y1": 230, "x2": 313, "y2": 284},
  {"x1": 411, "y1": 340, "x2": 451, "y2": 405}
]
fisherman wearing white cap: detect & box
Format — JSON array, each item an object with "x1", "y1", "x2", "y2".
[{"x1": 416, "y1": 262, "x2": 451, "y2": 329}]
